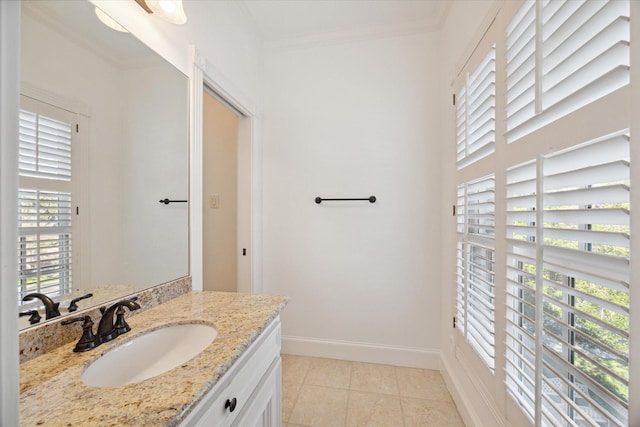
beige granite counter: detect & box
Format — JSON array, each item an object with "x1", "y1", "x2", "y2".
[{"x1": 19, "y1": 291, "x2": 288, "y2": 426}]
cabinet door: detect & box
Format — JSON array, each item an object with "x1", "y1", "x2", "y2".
[{"x1": 233, "y1": 358, "x2": 281, "y2": 427}]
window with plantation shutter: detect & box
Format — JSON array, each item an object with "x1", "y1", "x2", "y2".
[
  {"x1": 456, "y1": 174, "x2": 496, "y2": 372},
  {"x1": 505, "y1": 131, "x2": 630, "y2": 426},
  {"x1": 456, "y1": 46, "x2": 496, "y2": 169},
  {"x1": 18, "y1": 101, "x2": 75, "y2": 303},
  {"x1": 505, "y1": 0, "x2": 630, "y2": 142}
]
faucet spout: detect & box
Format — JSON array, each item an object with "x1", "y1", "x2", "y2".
[
  {"x1": 97, "y1": 298, "x2": 141, "y2": 343},
  {"x1": 22, "y1": 293, "x2": 61, "y2": 319}
]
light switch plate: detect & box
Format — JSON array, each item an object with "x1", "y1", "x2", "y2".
[{"x1": 209, "y1": 194, "x2": 220, "y2": 209}]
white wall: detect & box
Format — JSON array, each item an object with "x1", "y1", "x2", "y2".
[
  {"x1": 261, "y1": 33, "x2": 443, "y2": 367},
  {"x1": 121, "y1": 65, "x2": 190, "y2": 287}
]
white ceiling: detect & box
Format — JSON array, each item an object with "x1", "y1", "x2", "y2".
[{"x1": 238, "y1": 0, "x2": 450, "y2": 45}]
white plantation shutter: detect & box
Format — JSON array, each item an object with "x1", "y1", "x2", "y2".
[
  {"x1": 18, "y1": 105, "x2": 74, "y2": 302},
  {"x1": 456, "y1": 185, "x2": 466, "y2": 335},
  {"x1": 457, "y1": 46, "x2": 496, "y2": 169},
  {"x1": 505, "y1": 160, "x2": 538, "y2": 421},
  {"x1": 18, "y1": 190, "x2": 73, "y2": 300},
  {"x1": 505, "y1": 0, "x2": 536, "y2": 138},
  {"x1": 456, "y1": 175, "x2": 496, "y2": 372},
  {"x1": 456, "y1": 87, "x2": 467, "y2": 167},
  {"x1": 505, "y1": 0, "x2": 630, "y2": 142},
  {"x1": 19, "y1": 110, "x2": 72, "y2": 181},
  {"x1": 540, "y1": 130, "x2": 629, "y2": 427},
  {"x1": 504, "y1": 131, "x2": 630, "y2": 426}
]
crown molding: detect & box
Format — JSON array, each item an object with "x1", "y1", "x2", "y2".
[{"x1": 237, "y1": 1, "x2": 450, "y2": 52}]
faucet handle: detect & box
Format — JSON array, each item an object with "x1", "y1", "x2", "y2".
[
  {"x1": 113, "y1": 298, "x2": 141, "y2": 335},
  {"x1": 19, "y1": 310, "x2": 42, "y2": 325},
  {"x1": 62, "y1": 315, "x2": 99, "y2": 352},
  {"x1": 67, "y1": 293, "x2": 94, "y2": 312}
]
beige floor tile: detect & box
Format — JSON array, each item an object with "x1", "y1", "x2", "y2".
[
  {"x1": 350, "y1": 362, "x2": 399, "y2": 395},
  {"x1": 396, "y1": 367, "x2": 452, "y2": 402},
  {"x1": 401, "y1": 397, "x2": 465, "y2": 426},
  {"x1": 346, "y1": 390, "x2": 403, "y2": 427},
  {"x1": 304, "y1": 357, "x2": 352, "y2": 389},
  {"x1": 282, "y1": 354, "x2": 312, "y2": 386},
  {"x1": 289, "y1": 384, "x2": 349, "y2": 427},
  {"x1": 282, "y1": 379, "x2": 302, "y2": 423}
]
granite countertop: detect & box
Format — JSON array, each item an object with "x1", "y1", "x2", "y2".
[{"x1": 19, "y1": 291, "x2": 288, "y2": 426}]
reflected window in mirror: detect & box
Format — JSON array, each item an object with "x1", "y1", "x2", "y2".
[{"x1": 18, "y1": 96, "x2": 79, "y2": 305}]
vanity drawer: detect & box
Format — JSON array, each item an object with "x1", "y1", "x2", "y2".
[{"x1": 181, "y1": 317, "x2": 281, "y2": 427}]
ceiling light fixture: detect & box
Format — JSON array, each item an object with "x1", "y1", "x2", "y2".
[
  {"x1": 135, "y1": 0, "x2": 188, "y2": 25},
  {"x1": 95, "y1": 7, "x2": 129, "y2": 33}
]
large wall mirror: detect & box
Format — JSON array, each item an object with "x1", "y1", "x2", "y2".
[{"x1": 18, "y1": 1, "x2": 189, "y2": 330}]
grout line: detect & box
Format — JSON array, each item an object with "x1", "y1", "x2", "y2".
[
  {"x1": 344, "y1": 359, "x2": 355, "y2": 427},
  {"x1": 282, "y1": 354, "x2": 310, "y2": 425},
  {"x1": 394, "y1": 365, "x2": 407, "y2": 426}
]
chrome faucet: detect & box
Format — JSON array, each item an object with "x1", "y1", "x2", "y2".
[
  {"x1": 22, "y1": 293, "x2": 61, "y2": 319},
  {"x1": 97, "y1": 298, "x2": 141, "y2": 343}
]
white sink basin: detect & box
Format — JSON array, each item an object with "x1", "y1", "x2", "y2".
[{"x1": 81, "y1": 323, "x2": 217, "y2": 388}]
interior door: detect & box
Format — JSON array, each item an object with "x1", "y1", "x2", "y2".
[{"x1": 202, "y1": 90, "x2": 239, "y2": 291}]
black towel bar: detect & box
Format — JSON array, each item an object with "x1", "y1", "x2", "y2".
[
  {"x1": 159, "y1": 198, "x2": 188, "y2": 205},
  {"x1": 315, "y1": 196, "x2": 376, "y2": 204}
]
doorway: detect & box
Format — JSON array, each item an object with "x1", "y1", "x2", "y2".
[{"x1": 202, "y1": 89, "x2": 241, "y2": 292}]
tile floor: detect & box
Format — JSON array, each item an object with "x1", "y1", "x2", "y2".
[{"x1": 281, "y1": 354, "x2": 465, "y2": 427}]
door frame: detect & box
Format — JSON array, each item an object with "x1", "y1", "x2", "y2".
[
  {"x1": 189, "y1": 46, "x2": 262, "y2": 294},
  {"x1": 0, "y1": 1, "x2": 20, "y2": 424}
]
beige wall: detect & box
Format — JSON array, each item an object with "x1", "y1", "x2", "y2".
[{"x1": 203, "y1": 91, "x2": 239, "y2": 291}]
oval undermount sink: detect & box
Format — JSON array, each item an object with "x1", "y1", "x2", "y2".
[{"x1": 82, "y1": 323, "x2": 217, "y2": 388}]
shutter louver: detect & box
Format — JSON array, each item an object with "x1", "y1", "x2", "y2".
[
  {"x1": 504, "y1": 131, "x2": 630, "y2": 426},
  {"x1": 505, "y1": 160, "x2": 538, "y2": 421},
  {"x1": 456, "y1": 184, "x2": 466, "y2": 334},
  {"x1": 506, "y1": 0, "x2": 630, "y2": 142},
  {"x1": 506, "y1": 0, "x2": 537, "y2": 140},
  {"x1": 19, "y1": 110, "x2": 72, "y2": 181},
  {"x1": 18, "y1": 190, "x2": 73, "y2": 300},
  {"x1": 540, "y1": 130, "x2": 629, "y2": 427},
  {"x1": 541, "y1": 0, "x2": 630, "y2": 110},
  {"x1": 457, "y1": 46, "x2": 496, "y2": 169},
  {"x1": 457, "y1": 175, "x2": 496, "y2": 372}
]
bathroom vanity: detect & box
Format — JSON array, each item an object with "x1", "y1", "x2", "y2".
[{"x1": 19, "y1": 292, "x2": 288, "y2": 426}]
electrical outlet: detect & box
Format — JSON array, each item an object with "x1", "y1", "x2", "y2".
[{"x1": 209, "y1": 194, "x2": 220, "y2": 209}]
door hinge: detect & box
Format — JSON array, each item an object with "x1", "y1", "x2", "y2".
[
  {"x1": 453, "y1": 204, "x2": 456, "y2": 216},
  {"x1": 76, "y1": 123, "x2": 79, "y2": 132},
  {"x1": 76, "y1": 206, "x2": 79, "y2": 215},
  {"x1": 453, "y1": 316, "x2": 456, "y2": 329},
  {"x1": 453, "y1": 93, "x2": 456, "y2": 106}
]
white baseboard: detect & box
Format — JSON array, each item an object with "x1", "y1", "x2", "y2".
[
  {"x1": 440, "y1": 352, "x2": 511, "y2": 427},
  {"x1": 282, "y1": 335, "x2": 440, "y2": 369}
]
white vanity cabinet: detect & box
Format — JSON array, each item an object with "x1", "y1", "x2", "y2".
[{"x1": 180, "y1": 317, "x2": 282, "y2": 427}]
